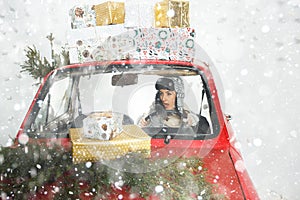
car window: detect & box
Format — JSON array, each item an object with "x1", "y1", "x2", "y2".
[
  {"x1": 34, "y1": 77, "x2": 73, "y2": 129},
  {"x1": 76, "y1": 72, "x2": 213, "y2": 135}
]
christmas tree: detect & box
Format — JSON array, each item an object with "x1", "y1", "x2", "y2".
[{"x1": 20, "y1": 33, "x2": 70, "y2": 82}]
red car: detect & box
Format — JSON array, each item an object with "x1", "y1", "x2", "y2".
[{"x1": 1, "y1": 29, "x2": 259, "y2": 200}]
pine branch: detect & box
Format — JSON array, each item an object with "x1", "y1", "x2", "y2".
[
  {"x1": 0, "y1": 144, "x2": 223, "y2": 200},
  {"x1": 20, "y1": 34, "x2": 70, "y2": 81}
]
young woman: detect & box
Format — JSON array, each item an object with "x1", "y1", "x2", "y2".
[{"x1": 139, "y1": 77, "x2": 199, "y2": 128}]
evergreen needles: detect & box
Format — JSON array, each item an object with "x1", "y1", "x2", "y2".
[
  {"x1": 20, "y1": 33, "x2": 70, "y2": 82},
  {"x1": 0, "y1": 143, "x2": 221, "y2": 200}
]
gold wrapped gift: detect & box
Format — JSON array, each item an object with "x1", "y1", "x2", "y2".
[
  {"x1": 155, "y1": 0, "x2": 190, "y2": 28},
  {"x1": 70, "y1": 125, "x2": 151, "y2": 163},
  {"x1": 94, "y1": 1, "x2": 125, "y2": 26}
]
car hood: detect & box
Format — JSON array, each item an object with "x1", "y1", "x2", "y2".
[
  {"x1": 148, "y1": 139, "x2": 245, "y2": 200},
  {"x1": 3, "y1": 138, "x2": 246, "y2": 200},
  {"x1": 202, "y1": 149, "x2": 245, "y2": 199},
  {"x1": 98, "y1": 147, "x2": 245, "y2": 200}
]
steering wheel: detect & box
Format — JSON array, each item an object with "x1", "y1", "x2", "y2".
[{"x1": 122, "y1": 114, "x2": 134, "y2": 125}]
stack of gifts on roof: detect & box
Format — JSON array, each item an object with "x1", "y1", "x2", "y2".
[{"x1": 67, "y1": 0, "x2": 195, "y2": 63}]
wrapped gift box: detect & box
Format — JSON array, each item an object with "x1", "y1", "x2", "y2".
[
  {"x1": 91, "y1": 28, "x2": 195, "y2": 62},
  {"x1": 67, "y1": 25, "x2": 127, "y2": 63},
  {"x1": 94, "y1": 1, "x2": 125, "y2": 26},
  {"x1": 67, "y1": 28, "x2": 195, "y2": 63},
  {"x1": 82, "y1": 112, "x2": 123, "y2": 140},
  {"x1": 155, "y1": 0, "x2": 190, "y2": 28},
  {"x1": 132, "y1": 28, "x2": 195, "y2": 61},
  {"x1": 70, "y1": 125, "x2": 151, "y2": 163},
  {"x1": 69, "y1": 5, "x2": 96, "y2": 29},
  {"x1": 68, "y1": 37, "x2": 98, "y2": 63},
  {"x1": 124, "y1": 0, "x2": 154, "y2": 28}
]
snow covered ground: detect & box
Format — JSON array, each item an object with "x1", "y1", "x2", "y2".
[{"x1": 0, "y1": 0, "x2": 299, "y2": 199}]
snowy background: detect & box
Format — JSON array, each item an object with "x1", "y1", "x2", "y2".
[{"x1": 0, "y1": 0, "x2": 299, "y2": 199}]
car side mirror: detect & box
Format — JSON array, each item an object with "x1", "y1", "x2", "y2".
[{"x1": 225, "y1": 114, "x2": 232, "y2": 121}]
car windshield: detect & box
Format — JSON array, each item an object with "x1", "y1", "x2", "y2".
[{"x1": 26, "y1": 63, "x2": 219, "y2": 140}]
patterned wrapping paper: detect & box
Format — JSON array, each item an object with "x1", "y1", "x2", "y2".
[
  {"x1": 68, "y1": 27, "x2": 195, "y2": 63},
  {"x1": 94, "y1": 1, "x2": 125, "y2": 26},
  {"x1": 70, "y1": 125, "x2": 151, "y2": 163},
  {"x1": 69, "y1": 5, "x2": 96, "y2": 29},
  {"x1": 131, "y1": 28, "x2": 195, "y2": 61},
  {"x1": 155, "y1": 0, "x2": 190, "y2": 28},
  {"x1": 82, "y1": 112, "x2": 123, "y2": 140},
  {"x1": 67, "y1": 25, "x2": 127, "y2": 63}
]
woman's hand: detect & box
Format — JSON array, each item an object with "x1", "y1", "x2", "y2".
[
  {"x1": 139, "y1": 117, "x2": 149, "y2": 127},
  {"x1": 186, "y1": 113, "x2": 198, "y2": 126}
]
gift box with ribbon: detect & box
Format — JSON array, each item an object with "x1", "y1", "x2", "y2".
[
  {"x1": 94, "y1": 1, "x2": 125, "y2": 26},
  {"x1": 82, "y1": 112, "x2": 123, "y2": 140},
  {"x1": 70, "y1": 125, "x2": 151, "y2": 163},
  {"x1": 155, "y1": 0, "x2": 190, "y2": 28}
]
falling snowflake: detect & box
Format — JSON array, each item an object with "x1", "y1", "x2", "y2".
[
  {"x1": 234, "y1": 160, "x2": 246, "y2": 173},
  {"x1": 18, "y1": 133, "x2": 29, "y2": 145},
  {"x1": 155, "y1": 185, "x2": 164, "y2": 193}
]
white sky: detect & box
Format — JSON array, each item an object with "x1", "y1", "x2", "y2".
[{"x1": 0, "y1": 0, "x2": 300, "y2": 199}]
